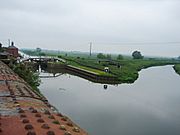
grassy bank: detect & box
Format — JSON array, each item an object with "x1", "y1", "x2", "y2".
[
  {"x1": 61, "y1": 56, "x2": 180, "y2": 83},
  {"x1": 173, "y1": 64, "x2": 180, "y2": 76}
]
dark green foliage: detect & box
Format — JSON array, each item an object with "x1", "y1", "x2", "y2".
[
  {"x1": 21, "y1": 50, "x2": 39, "y2": 56},
  {"x1": 39, "y1": 52, "x2": 46, "y2": 56},
  {"x1": 117, "y1": 54, "x2": 123, "y2": 60},
  {"x1": 21, "y1": 49, "x2": 43, "y2": 57},
  {"x1": 36, "y1": 48, "x2": 41, "y2": 53},
  {"x1": 174, "y1": 64, "x2": 180, "y2": 75},
  {"x1": 106, "y1": 54, "x2": 112, "y2": 60},
  {"x1": 97, "y1": 53, "x2": 106, "y2": 59},
  {"x1": 12, "y1": 63, "x2": 41, "y2": 92},
  {"x1": 0, "y1": 43, "x2": 2, "y2": 52},
  {"x1": 132, "y1": 51, "x2": 143, "y2": 59},
  {"x1": 97, "y1": 53, "x2": 112, "y2": 60}
]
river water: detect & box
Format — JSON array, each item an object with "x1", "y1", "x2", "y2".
[{"x1": 39, "y1": 65, "x2": 180, "y2": 135}]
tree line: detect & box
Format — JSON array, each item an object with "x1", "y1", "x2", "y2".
[{"x1": 97, "y1": 50, "x2": 143, "y2": 60}]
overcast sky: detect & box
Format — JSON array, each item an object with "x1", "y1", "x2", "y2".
[{"x1": 0, "y1": 0, "x2": 180, "y2": 57}]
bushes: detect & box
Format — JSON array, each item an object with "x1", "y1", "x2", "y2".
[{"x1": 12, "y1": 63, "x2": 41, "y2": 92}]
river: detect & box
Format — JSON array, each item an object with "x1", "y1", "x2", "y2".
[{"x1": 39, "y1": 65, "x2": 180, "y2": 135}]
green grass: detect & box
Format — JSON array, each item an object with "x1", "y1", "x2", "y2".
[
  {"x1": 174, "y1": 64, "x2": 180, "y2": 75},
  {"x1": 62, "y1": 57, "x2": 180, "y2": 83},
  {"x1": 68, "y1": 64, "x2": 114, "y2": 77},
  {"x1": 52, "y1": 120, "x2": 60, "y2": 125},
  {"x1": 108, "y1": 59, "x2": 178, "y2": 83}
]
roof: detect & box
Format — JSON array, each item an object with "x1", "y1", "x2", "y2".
[
  {"x1": 0, "y1": 52, "x2": 12, "y2": 56},
  {"x1": 8, "y1": 45, "x2": 18, "y2": 49}
]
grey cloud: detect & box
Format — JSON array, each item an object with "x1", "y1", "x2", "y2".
[{"x1": 0, "y1": 0, "x2": 180, "y2": 57}]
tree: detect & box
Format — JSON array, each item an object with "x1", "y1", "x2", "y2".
[
  {"x1": 0, "y1": 43, "x2": 2, "y2": 52},
  {"x1": 36, "y1": 47, "x2": 42, "y2": 57},
  {"x1": 106, "y1": 54, "x2": 112, "y2": 60},
  {"x1": 117, "y1": 54, "x2": 123, "y2": 60},
  {"x1": 178, "y1": 56, "x2": 180, "y2": 60},
  {"x1": 132, "y1": 51, "x2": 143, "y2": 59},
  {"x1": 97, "y1": 53, "x2": 106, "y2": 59},
  {"x1": 58, "y1": 55, "x2": 62, "y2": 58},
  {"x1": 39, "y1": 52, "x2": 46, "y2": 56},
  {"x1": 36, "y1": 48, "x2": 41, "y2": 53}
]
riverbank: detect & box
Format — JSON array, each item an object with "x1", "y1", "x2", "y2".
[
  {"x1": 46, "y1": 62, "x2": 118, "y2": 84},
  {"x1": 49, "y1": 57, "x2": 180, "y2": 83},
  {"x1": 173, "y1": 64, "x2": 180, "y2": 76},
  {"x1": 0, "y1": 61, "x2": 88, "y2": 135}
]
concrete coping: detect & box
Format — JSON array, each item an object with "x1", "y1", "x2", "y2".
[{"x1": 67, "y1": 65, "x2": 100, "y2": 75}]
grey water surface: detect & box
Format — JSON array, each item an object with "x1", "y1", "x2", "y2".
[{"x1": 39, "y1": 65, "x2": 180, "y2": 135}]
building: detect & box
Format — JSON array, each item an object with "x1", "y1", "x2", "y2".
[
  {"x1": 0, "y1": 52, "x2": 12, "y2": 59},
  {"x1": 7, "y1": 42, "x2": 19, "y2": 58}
]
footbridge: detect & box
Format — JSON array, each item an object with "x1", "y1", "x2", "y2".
[{"x1": 21, "y1": 56, "x2": 66, "y2": 63}]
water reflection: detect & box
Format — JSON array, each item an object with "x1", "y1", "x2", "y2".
[
  {"x1": 39, "y1": 66, "x2": 180, "y2": 135},
  {"x1": 41, "y1": 67, "x2": 120, "y2": 84}
]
